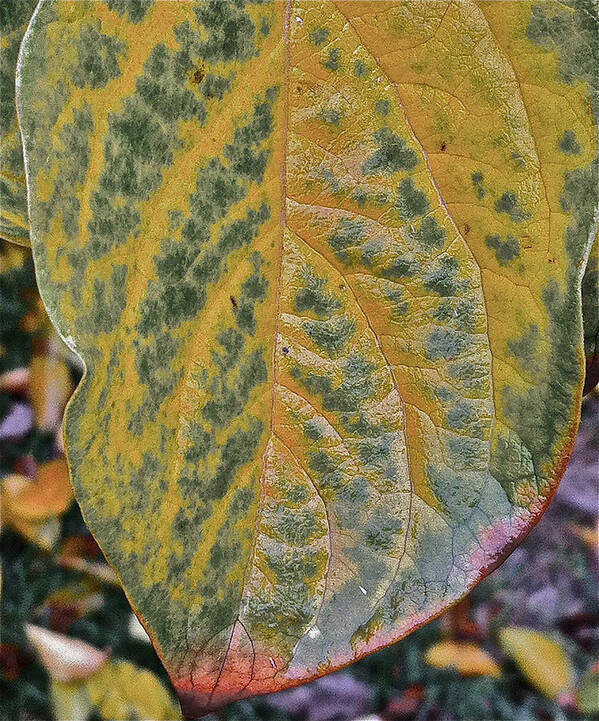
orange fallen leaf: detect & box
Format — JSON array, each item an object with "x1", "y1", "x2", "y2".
[
  {"x1": 25, "y1": 624, "x2": 109, "y2": 683},
  {"x1": 424, "y1": 640, "x2": 501, "y2": 678},
  {"x1": 3, "y1": 458, "x2": 72, "y2": 520}
]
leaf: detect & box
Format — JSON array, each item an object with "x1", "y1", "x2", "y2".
[
  {"x1": 16, "y1": 0, "x2": 598, "y2": 713},
  {"x1": 25, "y1": 623, "x2": 110, "y2": 683},
  {"x1": 86, "y1": 659, "x2": 182, "y2": 721},
  {"x1": 578, "y1": 664, "x2": 599, "y2": 717},
  {"x1": 424, "y1": 640, "x2": 500, "y2": 678},
  {"x1": 49, "y1": 654, "x2": 181, "y2": 721},
  {"x1": 29, "y1": 331, "x2": 73, "y2": 432},
  {"x1": 0, "y1": 0, "x2": 37, "y2": 246},
  {"x1": 1, "y1": 459, "x2": 73, "y2": 549},
  {"x1": 582, "y1": 233, "x2": 599, "y2": 394},
  {"x1": 498, "y1": 627, "x2": 574, "y2": 701}
]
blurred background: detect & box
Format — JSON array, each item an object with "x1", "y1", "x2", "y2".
[{"x1": 1, "y1": 239, "x2": 597, "y2": 721}]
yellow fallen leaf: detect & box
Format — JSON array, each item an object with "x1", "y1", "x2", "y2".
[
  {"x1": 50, "y1": 680, "x2": 92, "y2": 721},
  {"x1": 424, "y1": 640, "x2": 501, "y2": 678},
  {"x1": 498, "y1": 627, "x2": 574, "y2": 700},
  {"x1": 25, "y1": 624, "x2": 109, "y2": 683},
  {"x1": 86, "y1": 659, "x2": 181, "y2": 721}
]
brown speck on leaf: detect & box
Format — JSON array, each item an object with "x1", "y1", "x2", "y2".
[
  {"x1": 441, "y1": 142, "x2": 447, "y2": 152},
  {"x1": 282, "y1": 346, "x2": 289, "y2": 355},
  {"x1": 192, "y1": 67, "x2": 205, "y2": 84},
  {"x1": 339, "y1": 283, "x2": 346, "y2": 290},
  {"x1": 230, "y1": 296, "x2": 237, "y2": 309},
  {"x1": 464, "y1": 224, "x2": 470, "y2": 235}
]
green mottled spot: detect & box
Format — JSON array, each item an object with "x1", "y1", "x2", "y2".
[
  {"x1": 495, "y1": 192, "x2": 530, "y2": 223},
  {"x1": 323, "y1": 47, "x2": 340, "y2": 72},
  {"x1": 174, "y1": 1, "x2": 259, "y2": 64},
  {"x1": 303, "y1": 315, "x2": 355, "y2": 356},
  {"x1": 72, "y1": 21, "x2": 125, "y2": 89},
  {"x1": 381, "y1": 254, "x2": 417, "y2": 280},
  {"x1": 558, "y1": 129, "x2": 581, "y2": 155},
  {"x1": 446, "y1": 401, "x2": 484, "y2": 438},
  {"x1": 423, "y1": 255, "x2": 468, "y2": 297},
  {"x1": 365, "y1": 514, "x2": 403, "y2": 552},
  {"x1": 411, "y1": 216, "x2": 446, "y2": 251},
  {"x1": 433, "y1": 297, "x2": 476, "y2": 332},
  {"x1": 106, "y1": 0, "x2": 150, "y2": 23},
  {"x1": 362, "y1": 128, "x2": 418, "y2": 176},
  {"x1": 77, "y1": 264, "x2": 128, "y2": 335},
  {"x1": 426, "y1": 327, "x2": 470, "y2": 360},
  {"x1": 201, "y1": 73, "x2": 232, "y2": 101},
  {"x1": 384, "y1": 288, "x2": 409, "y2": 319},
  {"x1": 294, "y1": 272, "x2": 341, "y2": 318},
  {"x1": 507, "y1": 323, "x2": 539, "y2": 373},
  {"x1": 472, "y1": 170, "x2": 485, "y2": 200},
  {"x1": 352, "y1": 188, "x2": 368, "y2": 207},
  {"x1": 527, "y1": 0, "x2": 599, "y2": 118},
  {"x1": 485, "y1": 233, "x2": 520, "y2": 265},
  {"x1": 396, "y1": 177, "x2": 429, "y2": 220},
  {"x1": 375, "y1": 99, "x2": 390, "y2": 116},
  {"x1": 427, "y1": 464, "x2": 483, "y2": 521},
  {"x1": 328, "y1": 217, "x2": 365, "y2": 265},
  {"x1": 354, "y1": 59, "x2": 368, "y2": 77},
  {"x1": 321, "y1": 108, "x2": 341, "y2": 126},
  {"x1": 310, "y1": 27, "x2": 329, "y2": 46}
]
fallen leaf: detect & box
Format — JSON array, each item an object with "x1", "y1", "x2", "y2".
[
  {"x1": 0, "y1": 366, "x2": 30, "y2": 393},
  {"x1": 3, "y1": 458, "x2": 72, "y2": 520},
  {"x1": 424, "y1": 640, "x2": 501, "y2": 678},
  {"x1": 498, "y1": 627, "x2": 574, "y2": 701},
  {"x1": 86, "y1": 659, "x2": 181, "y2": 721},
  {"x1": 36, "y1": 582, "x2": 104, "y2": 632},
  {"x1": 25, "y1": 624, "x2": 109, "y2": 683},
  {"x1": 1, "y1": 463, "x2": 72, "y2": 551}
]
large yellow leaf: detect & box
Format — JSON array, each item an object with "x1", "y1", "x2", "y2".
[
  {"x1": 16, "y1": 0, "x2": 598, "y2": 713},
  {"x1": 0, "y1": 0, "x2": 37, "y2": 245}
]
